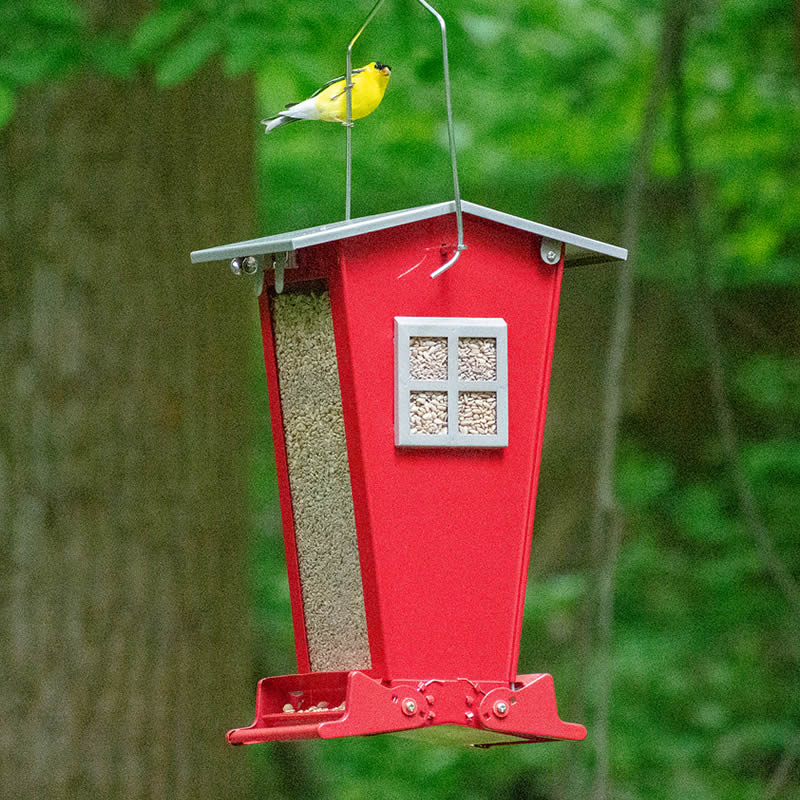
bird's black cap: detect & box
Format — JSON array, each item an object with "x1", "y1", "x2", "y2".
[{"x1": 375, "y1": 62, "x2": 391, "y2": 71}]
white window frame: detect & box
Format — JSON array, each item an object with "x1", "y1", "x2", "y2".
[{"x1": 394, "y1": 317, "x2": 509, "y2": 448}]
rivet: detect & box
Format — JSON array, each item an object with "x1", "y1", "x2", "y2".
[
  {"x1": 401, "y1": 698, "x2": 417, "y2": 716},
  {"x1": 465, "y1": 695, "x2": 473, "y2": 707},
  {"x1": 493, "y1": 700, "x2": 510, "y2": 718},
  {"x1": 425, "y1": 695, "x2": 435, "y2": 706},
  {"x1": 242, "y1": 256, "x2": 258, "y2": 275},
  {"x1": 465, "y1": 711, "x2": 475, "y2": 721},
  {"x1": 540, "y1": 237, "x2": 561, "y2": 265},
  {"x1": 230, "y1": 258, "x2": 242, "y2": 276}
]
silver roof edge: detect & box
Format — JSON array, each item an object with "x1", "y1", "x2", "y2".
[
  {"x1": 190, "y1": 200, "x2": 627, "y2": 265},
  {"x1": 459, "y1": 201, "x2": 628, "y2": 263}
]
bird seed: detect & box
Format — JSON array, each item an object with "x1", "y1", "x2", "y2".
[
  {"x1": 409, "y1": 391, "x2": 448, "y2": 435},
  {"x1": 458, "y1": 392, "x2": 497, "y2": 435},
  {"x1": 409, "y1": 336, "x2": 448, "y2": 381},
  {"x1": 458, "y1": 337, "x2": 497, "y2": 382},
  {"x1": 272, "y1": 290, "x2": 371, "y2": 672}
]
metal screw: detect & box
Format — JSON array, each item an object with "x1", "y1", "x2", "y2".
[
  {"x1": 230, "y1": 257, "x2": 242, "y2": 276},
  {"x1": 402, "y1": 698, "x2": 417, "y2": 716},
  {"x1": 546, "y1": 249, "x2": 557, "y2": 263},
  {"x1": 493, "y1": 700, "x2": 509, "y2": 718},
  {"x1": 242, "y1": 256, "x2": 258, "y2": 275},
  {"x1": 465, "y1": 711, "x2": 475, "y2": 721}
]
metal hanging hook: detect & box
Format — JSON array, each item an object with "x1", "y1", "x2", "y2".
[{"x1": 345, "y1": 0, "x2": 466, "y2": 277}]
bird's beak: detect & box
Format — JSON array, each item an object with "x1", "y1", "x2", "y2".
[{"x1": 381, "y1": 66, "x2": 391, "y2": 76}]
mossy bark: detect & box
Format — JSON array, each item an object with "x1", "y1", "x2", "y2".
[{"x1": 0, "y1": 65, "x2": 257, "y2": 798}]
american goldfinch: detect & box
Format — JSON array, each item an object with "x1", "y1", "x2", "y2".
[{"x1": 262, "y1": 61, "x2": 392, "y2": 134}]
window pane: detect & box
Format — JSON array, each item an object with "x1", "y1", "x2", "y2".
[
  {"x1": 410, "y1": 391, "x2": 448, "y2": 435},
  {"x1": 409, "y1": 336, "x2": 448, "y2": 381},
  {"x1": 458, "y1": 337, "x2": 497, "y2": 381},
  {"x1": 458, "y1": 391, "x2": 497, "y2": 435}
]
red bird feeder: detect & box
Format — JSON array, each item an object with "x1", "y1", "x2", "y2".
[{"x1": 191, "y1": 200, "x2": 626, "y2": 747}]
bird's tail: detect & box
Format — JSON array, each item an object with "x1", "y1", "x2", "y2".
[{"x1": 261, "y1": 115, "x2": 301, "y2": 134}]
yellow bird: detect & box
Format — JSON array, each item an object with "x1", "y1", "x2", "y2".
[{"x1": 262, "y1": 61, "x2": 392, "y2": 134}]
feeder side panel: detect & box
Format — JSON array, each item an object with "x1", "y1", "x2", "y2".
[
  {"x1": 258, "y1": 243, "x2": 375, "y2": 675},
  {"x1": 335, "y1": 213, "x2": 563, "y2": 681},
  {"x1": 329, "y1": 262, "x2": 390, "y2": 677},
  {"x1": 507, "y1": 249, "x2": 563, "y2": 675},
  {"x1": 271, "y1": 288, "x2": 371, "y2": 673},
  {"x1": 258, "y1": 288, "x2": 311, "y2": 673}
]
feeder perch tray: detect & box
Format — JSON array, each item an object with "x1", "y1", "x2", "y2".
[{"x1": 227, "y1": 670, "x2": 586, "y2": 747}]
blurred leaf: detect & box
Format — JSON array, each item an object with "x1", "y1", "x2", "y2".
[
  {"x1": 460, "y1": 13, "x2": 507, "y2": 46},
  {"x1": 131, "y1": 6, "x2": 193, "y2": 60},
  {"x1": 155, "y1": 21, "x2": 221, "y2": 87},
  {"x1": 0, "y1": 45, "x2": 72, "y2": 87},
  {"x1": 24, "y1": 0, "x2": 86, "y2": 29},
  {"x1": 736, "y1": 355, "x2": 800, "y2": 415},
  {"x1": 224, "y1": 17, "x2": 267, "y2": 77},
  {"x1": 0, "y1": 82, "x2": 16, "y2": 129},
  {"x1": 617, "y1": 444, "x2": 675, "y2": 509},
  {"x1": 89, "y1": 34, "x2": 136, "y2": 79},
  {"x1": 715, "y1": 721, "x2": 796, "y2": 771},
  {"x1": 743, "y1": 439, "x2": 800, "y2": 484},
  {"x1": 674, "y1": 484, "x2": 733, "y2": 544}
]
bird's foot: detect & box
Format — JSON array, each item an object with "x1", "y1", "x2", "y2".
[{"x1": 341, "y1": 121, "x2": 355, "y2": 128}]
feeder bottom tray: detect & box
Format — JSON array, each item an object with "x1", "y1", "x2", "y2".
[{"x1": 227, "y1": 670, "x2": 586, "y2": 747}]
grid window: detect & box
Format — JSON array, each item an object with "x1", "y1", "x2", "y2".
[
  {"x1": 409, "y1": 337, "x2": 448, "y2": 381},
  {"x1": 410, "y1": 390, "x2": 448, "y2": 435},
  {"x1": 458, "y1": 338, "x2": 497, "y2": 382},
  {"x1": 458, "y1": 391, "x2": 498, "y2": 435},
  {"x1": 395, "y1": 317, "x2": 508, "y2": 447}
]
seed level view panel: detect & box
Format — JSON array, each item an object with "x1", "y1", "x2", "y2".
[{"x1": 395, "y1": 317, "x2": 508, "y2": 447}]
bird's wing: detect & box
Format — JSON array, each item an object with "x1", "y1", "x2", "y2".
[
  {"x1": 261, "y1": 68, "x2": 368, "y2": 123},
  {"x1": 308, "y1": 67, "x2": 366, "y2": 99}
]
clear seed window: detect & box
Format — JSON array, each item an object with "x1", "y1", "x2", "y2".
[{"x1": 395, "y1": 317, "x2": 508, "y2": 447}]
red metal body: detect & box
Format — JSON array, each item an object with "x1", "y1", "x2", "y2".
[
  {"x1": 235, "y1": 210, "x2": 585, "y2": 745},
  {"x1": 228, "y1": 671, "x2": 584, "y2": 746}
]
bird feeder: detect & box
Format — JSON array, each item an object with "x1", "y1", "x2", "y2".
[{"x1": 191, "y1": 201, "x2": 627, "y2": 747}]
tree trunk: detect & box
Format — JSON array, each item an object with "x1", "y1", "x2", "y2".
[{"x1": 0, "y1": 64, "x2": 258, "y2": 798}]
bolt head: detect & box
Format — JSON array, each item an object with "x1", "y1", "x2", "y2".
[
  {"x1": 547, "y1": 250, "x2": 557, "y2": 262},
  {"x1": 242, "y1": 256, "x2": 258, "y2": 275},
  {"x1": 401, "y1": 698, "x2": 417, "y2": 716},
  {"x1": 493, "y1": 700, "x2": 510, "y2": 718},
  {"x1": 230, "y1": 258, "x2": 242, "y2": 276}
]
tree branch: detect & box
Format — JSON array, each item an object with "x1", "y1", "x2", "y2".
[
  {"x1": 670, "y1": 6, "x2": 800, "y2": 627},
  {"x1": 765, "y1": 734, "x2": 800, "y2": 800},
  {"x1": 570, "y1": 3, "x2": 690, "y2": 798}
]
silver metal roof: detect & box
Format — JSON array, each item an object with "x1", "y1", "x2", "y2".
[{"x1": 190, "y1": 200, "x2": 627, "y2": 266}]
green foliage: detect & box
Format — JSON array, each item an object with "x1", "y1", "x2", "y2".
[
  {"x1": 617, "y1": 442, "x2": 676, "y2": 510},
  {"x1": 0, "y1": 0, "x2": 85, "y2": 93},
  {"x1": 0, "y1": 82, "x2": 15, "y2": 128},
  {"x1": 736, "y1": 356, "x2": 800, "y2": 418},
  {"x1": 130, "y1": 6, "x2": 194, "y2": 60},
  {"x1": 154, "y1": 19, "x2": 222, "y2": 86}
]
